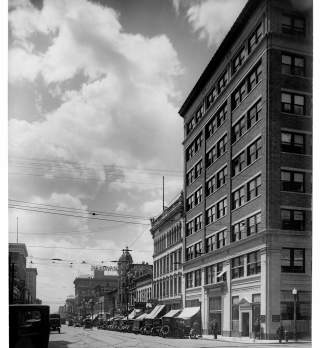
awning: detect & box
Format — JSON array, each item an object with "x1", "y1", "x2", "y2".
[
  {"x1": 134, "y1": 312, "x2": 148, "y2": 321},
  {"x1": 144, "y1": 305, "x2": 165, "y2": 319},
  {"x1": 127, "y1": 308, "x2": 143, "y2": 319},
  {"x1": 162, "y1": 309, "x2": 181, "y2": 318},
  {"x1": 177, "y1": 307, "x2": 200, "y2": 320}
]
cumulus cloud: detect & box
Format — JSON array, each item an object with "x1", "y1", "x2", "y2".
[
  {"x1": 173, "y1": 0, "x2": 247, "y2": 48},
  {"x1": 9, "y1": 0, "x2": 183, "y2": 310}
]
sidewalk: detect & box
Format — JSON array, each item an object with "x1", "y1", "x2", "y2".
[{"x1": 201, "y1": 334, "x2": 312, "y2": 344}]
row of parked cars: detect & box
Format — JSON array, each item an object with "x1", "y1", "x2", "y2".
[{"x1": 97, "y1": 306, "x2": 201, "y2": 339}]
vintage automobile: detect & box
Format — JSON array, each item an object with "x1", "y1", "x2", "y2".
[
  {"x1": 83, "y1": 318, "x2": 93, "y2": 329},
  {"x1": 150, "y1": 318, "x2": 162, "y2": 336},
  {"x1": 174, "y1": 307, "x2": 201, "y2": 338},
  {"x1": 49, "y1": 313, "x2": 61, "y2": 333},
  {"x1": 159, "y1": 309, "x2": 181, "y2": 338},
  {"x1": 9, "y1": 304, "x2": 50, "y2": 348}
]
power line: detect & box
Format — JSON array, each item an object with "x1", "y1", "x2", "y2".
[
  {"x1": 26, "y1": 245, "x2": 152, "y2": 252},
  {"x1": 9, "y1": 199, "x2": 150, "y2": 220},
  {"x1": 8, "y1": 205, "x2": 151, "y2": 225}
]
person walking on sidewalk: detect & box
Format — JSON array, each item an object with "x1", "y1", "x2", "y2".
[
  {"x1": 277, "y1": 324, "x2": 285, "y2": 343},
  {"x1": 212, "y1": 320, "x2": 219, "y2": 339}
]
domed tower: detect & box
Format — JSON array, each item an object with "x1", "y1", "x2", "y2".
[{"x1": 117, "y1": 247, "x2": 133, "y2": 314}]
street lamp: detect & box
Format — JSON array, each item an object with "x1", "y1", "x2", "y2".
[{"x1": 292, "y1": 288, "x2": 298, "y2": 342}]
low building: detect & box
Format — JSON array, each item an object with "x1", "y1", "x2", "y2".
[
  {"x1": 150, "y1": 192, "x2": 184, "y2": 310},
  {"x1": 74, "y1": 269, "x2": 118, "y2": 317},
  {"x1": 135, "y1": 271, "x2": 152, "y2": 305},
  {"x1": 9, "y1": 243, "x2": 28, "y2": 304}
]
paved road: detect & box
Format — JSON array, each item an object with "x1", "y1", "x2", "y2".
[{"x1": 49, "y1": 325, "x2": 311, "y2": 348}]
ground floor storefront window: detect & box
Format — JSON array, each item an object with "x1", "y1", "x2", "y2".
[
  {"x1": 208, "y1": 296, "x2": 222, "y2": 335},
  {"x1": 232, "y1": 296, "x2": 239, "y2": 333}
]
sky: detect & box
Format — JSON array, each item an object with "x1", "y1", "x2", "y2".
[{"x1": 7, "y1": 0, "x2": 248, "y2": 311}]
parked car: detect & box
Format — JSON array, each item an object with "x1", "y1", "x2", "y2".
[
  {"x1": 49, "y1": 314, "x2": 61, "y2": 334},
  {"x1": 9, "y1": 304, "x2": 50, "y2": 348},
  {"x1": 83, "y1": 318, "x2": 93, "y2": 329}
]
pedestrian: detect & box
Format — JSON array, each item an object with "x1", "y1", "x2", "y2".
[
  {"x1": 213, "y1": 320, "x2": 219, "y2": 339},
  {"x1": 253, "y1": 319, "x2": 260, "y2": 340},
  {"x1": 277, "y1": 324, "x2": 284, "y2": 343}
]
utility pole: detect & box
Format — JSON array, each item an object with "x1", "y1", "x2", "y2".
[
  {"x1": 16, "y1": 216, "x2": 19, "y2": 243},
  {"x1": 162, "y1": 176, "x2": 165, "y2": 211}
]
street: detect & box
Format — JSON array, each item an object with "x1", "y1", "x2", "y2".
[{"x1": 49, "y1": 326, "x2": 311, "y2": 348}]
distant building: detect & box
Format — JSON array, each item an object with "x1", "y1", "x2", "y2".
[
  {"x1": 134, "y1": 271, "x2": 153, "y2": 305},
  {"x1": 9, "y1": 243, "x2": 28, "y2": 304},
  {"x1": 26, "y1": 268, "x2": 37, "y2": 304},
  {"x1": 65, "y1": 297, "x2": 75, "y2": 317},
  {"x1": 74, "y1": 268, "x2": 118, "y2": 317},
  {"x1": 150, "y1": 192, "x2": 184, "y2": 310},
  {"x1": 178, "y1": 0, "x2": 312, "y2": 338},
  {"x1": 117, "y1": 247, "x2": 153, "y2": 314}
]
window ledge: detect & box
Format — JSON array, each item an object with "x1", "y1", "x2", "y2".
[
  {"x1": 231, "y1": 157, "x2": 261, "y2": 180},
  {"x1": 231, "y1": 119, "x2": 262, "y2": 147},
  {"x1": 281, "y1": 111, "x2": 311, "y2": 118},
  {"x1": 231, "y1": 194, "x2": 262, "y2": 213},
  {"x1": 231, "y1": 80, "x2": 262, "y2": 114}
]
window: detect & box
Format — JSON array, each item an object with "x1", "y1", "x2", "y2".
[
  {"x1": 206, "y1": 146, "x2": 216, "y2": 167},
  {"x1": 206, "y1": 87, "x2": 217, "y2": 109},
  {"x1": 216, "y1": 230, "x2": 226, "y2": 249},
  {"x1": 205, "y1": 264, "x2": 215, "y2": 284},
  {"x1": 194, "y1": 187, "x2": 203, "y2": 205},
  {"x1": 232, "y1": 296, "x2": 239, "y2": 331},
  {"x1": 216, "y1": 166, "x2": 227, "y2": 188},
  {"x1": 206, "y1": 205, "x2": 215, "y2": 225},
  {"x1": 247, "y1": 175, "x2": 262, "y2": 200},
  {"x1": 195, "y1": 215, "x2": 203, "y2": 232},
  {"x1": 206, "y1": 235, "x2": 215, "y2": 253},
  {"x1": 206, "y1": 176, "x2": 215, "y2": 196},
  {"x1": 247, "y1": 251, "x2": 261, "y2": 275},
  {"x1": 281, "y1": 131, "x2": 305, "y2": 154},
  {"x1": 232, "y1": 151, "x2": 245, "y2": 176},
  {"x1": 247, "y1": 212, "x2": 261, "y2": 235},
  {"x1": 248, "y1": 61, "x2": 262, "y2": 91},
  {"x1": 186, "y1": 221, "x2": 194, "y2": 237},
  {"x1": 217, "y1": 134, "x2": 227, "y2": 158},
  {"x1": 218, "y1": 70, "x2": 228, "y2": 94},
  {"x1": 282, "y1": 15, "x2": 305, "y2": 35},
  {"x1": 281, "y1": 53, "x2": 305, "y2": 76},
  {"x1": 281, "y1": 248, "x2": 305, "y2": 273},
  {"x1": 186, "y1": 117, "x2": 196, "y2": 135},
  {"x1": 217, "y1": 198, "x2": 227, "y2": 219},
  {"x1": 186, "y1": 194, "x2": 194, "y2": 211},
  {"x1": 186, "y1": 272, "x2": 193, "y2": 288},
  {"x1": 186, "y1": 246, "x2": 194, "y2": 261},
  {"x1": 281, "y1": 291, "x2": 311, "y2": 320},
  {"x1": 194, "y1": 269, "x2": 202, "y2": 286},
  {"x1": 231, "y1": 256, "x2": 244, "y2": 279},
  {"x1": 232, "y1": 46, "x2": 246, "y2": 74},
  {"x1": 248, "y1": 99, "x2": 262, "y2": 128},
  {"x1": 231, "y1": 220, "x2": 245, "y2": 242},
  {"x1": 281, "y1": 170, "x2": 305, "y2": 192},
  {"x1": 186, "y1": 168, "x2": 194, "y2": 186},
  {"x1": 232, "y1": 186, "x2": 245, "y2": 210},
  {"x1": 206, "y1": 115, "x2": 217, "y2": 139},
  {"x1": 186, "y1": 133, "x2": 202, "y2": 161},
  {"x1": 217, "y1": 104, "x2": 227, "y2": 127},
  {"x1": 195, "y1": 104, "x2": 205, "y2": 123},
  {"x1": 248, "y1": 23, "x2": 263, "y2": 53},
  {"x1": 194, "y1": 160, "x2": 202, "y2": 179},
  {"x1": 232, "y1": 81, "x2": 247, "y2": 110},
  {"x1": 247, "y1": 137, "x2": 262, "y2": 164},
  {"x1": 194, "y1": 241, "x2": 202, "y2": 258},
  {"x1": 232, "y1": 116, "x2": 246, "y2": 143},
  {"x1": 217, "y1": 262, "x2": 226, "y2": 282},
  {"x1": 281, "y1": 92, "x2": 305, "y2": 115},
  {"x1": 281, "y1": 209, "x2": 305, "y2": 230}
]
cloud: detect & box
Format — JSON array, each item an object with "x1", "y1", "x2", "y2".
[
  {"x1": 174, "y1": 0, "x2": 247, "y2": 48},
  {"x1": 8, "y1": 0, "x2": 184, "y2": 310}
]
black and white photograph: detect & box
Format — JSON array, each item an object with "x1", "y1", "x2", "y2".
[{"x1": 7, "y1": 0, "x2": 314, "y2": 347}]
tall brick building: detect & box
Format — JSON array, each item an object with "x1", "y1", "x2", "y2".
[{"x1": 178, "y1": 0, "x2": 312, "y2": 339}]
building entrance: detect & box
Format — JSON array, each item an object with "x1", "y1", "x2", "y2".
[
  {"x1": 242, "y1": 312, "x2": 249, "y2": 336},
  {"x1": 209, "y1": 312, "x2": 221, "y2": 334},
  {"x1": 208, "y1": 296, "x2": 222, "y2": 334}
]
